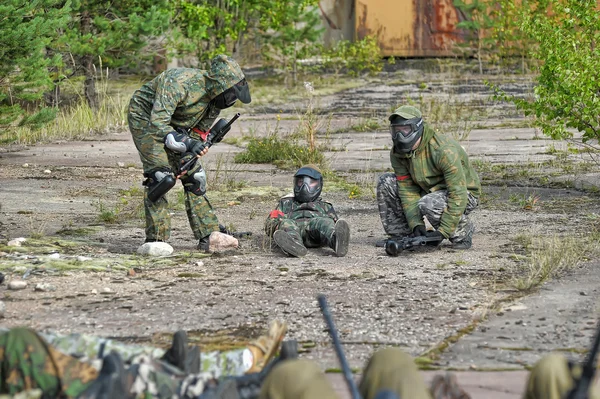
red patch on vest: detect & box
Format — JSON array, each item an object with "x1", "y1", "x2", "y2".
[
  {"x1": 269, "y1": 210, "x2": 284, "y2": 218},
  {"x1": 396, "y1": 175, "x2": 411, "y2": 181}
]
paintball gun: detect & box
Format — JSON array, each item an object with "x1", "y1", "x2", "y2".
[
  {"x1": 148, "y1": 113, "x2": 241, "y2": 202},
  {"x1": 178, "y1": 112, "x2": 241, "y2": 176},
  {"x1": 564, "y1": 320, "x2": 600, "y2": 399},
  {"x1": 376, "y1": 235, "x2": 442, "y2": 257}
]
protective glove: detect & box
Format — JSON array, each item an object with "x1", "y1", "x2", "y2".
[
  {"x1": 425, "y1": 230, "x2": 445, "y2": 246},
  {"x1": 164, "y1": 130, "x2": 206, "y2": 155},
  {"x1": 411, "y1": 225, "x2": 427, "y2": 237}
]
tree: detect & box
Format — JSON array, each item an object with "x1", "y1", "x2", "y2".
[
  {"x1": 0, "y1": 0, "x2": 70, "y2": 128},
  {"x1": 453, "y1": 0, "x2": 496, "y2": 74},
  {"x1": 171, "y1": 0, "x2": 269, "y2": 67},
  {"x1": 493, "y1": 0, "x2": 600, "y2": 142},
  {"x1": 58, "y1": 0, "x2": 172, "y2": 109},
  {"x1": 260, "y1": 0, "x2": 323, "y2": 87}
]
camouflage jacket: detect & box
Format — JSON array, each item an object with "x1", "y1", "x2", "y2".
[
  {"x1": 128, "y1": 55, "x2": 245, "y2": 140},
  {"x1": 390, "y1": 124, "x2": 481, "y2": 238},
  {"x1": 264, "y1": 195, "x2": 339, "y2": 236}
]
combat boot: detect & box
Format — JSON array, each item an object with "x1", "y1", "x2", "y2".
[
  {"x1": 245, "y1": 320, "x2": 288, "y2": 374},
  {"x1": 77, "y1": 352, "x2": 128, "y2": 399},
  {"x1": 331, "y1": 219, "x2": 350, "y2": 257},
  {"x1": 161, "y1": 330, "x2": 201, "y2": 374},
  {"x1": 452, "y1": 230, "x2": 473, "y2": 250},
  {"x1": 273, "y1": 230, "x2": 307, "y2": 257}
]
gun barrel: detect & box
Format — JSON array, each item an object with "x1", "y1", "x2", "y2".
[
  {"x1": 318, "y1": 295, "x2": 362, "y2": 399},
  {"x1": 218, "y1": 112, "x2": 241, "y2": 133}
]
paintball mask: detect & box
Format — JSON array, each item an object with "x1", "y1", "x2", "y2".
[
  {"x1": 293, "y1": 165, "x2": 323, "y2": 203},
  {"x1": 389, "y1": 105, "x2": 424, "y2": 154},
  {"x1": 214, "y1": 78, "x2": 251, "y2": 109}
]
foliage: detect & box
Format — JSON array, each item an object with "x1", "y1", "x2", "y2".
[
  {"x1": 0, "y1": 0, "x2": 70, "y2": 128},
  {"x1": 453, "y1": 0, "x2": 496, "y2": 74},
  {"x1": 260, "y1": 0, "x2": 323, "y2": 87},
  {"x1": 234, "y1": 132, "x2": 324, "y2": 169},
  {"x1": 171, "y1": 0, "x2": 267, "y2": 66},
  {"x1": 321, "y1": 36, "x2": 384, "y2": 77},
  {"x1": 57, "y1": 0, "x2": 172, "y2": 108},
  {"x1": 490, "y1": 0, "x2": 600, "y2": 142}
]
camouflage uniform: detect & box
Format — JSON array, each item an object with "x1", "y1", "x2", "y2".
[
  {"x1": 265, "y1": 195, "x2": 339, "y2": 249},
  {"x1": 35, "y1": 330, "x2": 248, "y2": 377},
  {"x1": 377, "y1": 123, "x2": 481, "y2": 244},
  {"x1": 0, "y1": 328, "x2": 232, "y2": 398},
  {"x1": 128, "y1": 54, "x2": 247, "y2": 242}
]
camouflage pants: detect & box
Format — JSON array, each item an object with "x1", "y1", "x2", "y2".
[
  {"x1": 0, "y1": 328, "x2": 228, "y2": 399},
  {"x1": 376, "y1": 172, "x2": 478, "y2": 243},
  {"x1": 128, "y1": 107, "x2": 219, "y2": 241},
  {"x1": 34, "y1": 330, "x2": 249, "y2": 377},
  {"x1": 0, "y1": 328, "x2": 97, "y2": 398},
  {"x1": 277, "y1": 217, "x2": 335, "y2": 248}
]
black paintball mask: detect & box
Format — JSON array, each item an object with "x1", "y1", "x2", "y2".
[
  {"x1": 213, "y1": 78, "x2": 251, "y2": 110},
  {"x1": 293, "y1": 166, "x2": 323, "y2": 203},
  {"x1": 390, "y1": 115, "x2": 424, "y2": 154}
]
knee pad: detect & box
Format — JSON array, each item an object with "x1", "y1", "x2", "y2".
[
  {"x1": 181, "y1": 168, "x2": 207, "y2": 196},
  {"x1": 143, "y1": 168, "x2": 176, "y2": 202}
]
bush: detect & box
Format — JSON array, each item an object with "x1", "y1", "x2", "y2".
[
  {"x1": 321, "y1": 36, "x2": 384, "y2": 77},
  {"x1": 234, "y1": 133, "x2": 325, "y2": 169}
]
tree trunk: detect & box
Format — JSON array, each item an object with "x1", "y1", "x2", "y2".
[{"x1": 81, "y1": 11, "x2": 99, "y2": 111}]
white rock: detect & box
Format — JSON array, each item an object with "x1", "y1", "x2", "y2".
[
  {"x1": 22, "y1": 163, "x2": 29, "y2": 168},
  {"x1": 0, "y1": 301, "x2": 4, "y2": 318},
  {"x1": 117, "y1": 162, "x2": 125, "y2": 167},
  {"x1": 35, "y1": 283, "x2": 56, "y2": 292},
  {"x1": 208, "y1": 231, "x2": 239, "y2": 252},
  {"x1": 91, "y1": 289, "x2": 98, "y2": 294},
  {"x1": 7, "y1": 237, "x2": 26, "y2": 247},
  {"x1": 196, "y1": 261, "x2": 204, "y2": 267},
  {"x1": 48, "y1": 253, "x2": 60, "y2": 259},
  {"x1": 102, "y1": 287, "x2": 112, "y2": 293},
  {"x1": 136, "y1": 242, "x2": 174, "y2": 256},
  {"x1": 8, "y1": 280, "x2": 27, "y2": 290},
  {"x1": 77, "y1": 256, "x2": 92, "y2": 262},
  {"x1": 43, "y1": 169, "x2": 51, "y2": 174}
]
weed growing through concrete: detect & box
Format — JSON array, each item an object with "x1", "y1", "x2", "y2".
[{"x1": 509, "y1": 234, "x2": 600, "y2": 292}]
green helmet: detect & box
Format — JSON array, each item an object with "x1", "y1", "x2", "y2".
[{"x1": 389, "y1": 105, "x2": 424, "y2": 153}]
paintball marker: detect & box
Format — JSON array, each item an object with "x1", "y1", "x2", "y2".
[
  {"x1": 178, "y1": 112, "x2": 241, "y2": 176},
  {"x1": 148, "y1": 113, "x2": 241, "y2": 202},
  {"x1": 376, "y1": 235, "x2": 442, "y2": 257},
  {"x1": 564, "y1": 320, "x2": 600, "y2": 399},
  {"x1": 219, "y1": 224, "x2": 252, "y2": 239}
]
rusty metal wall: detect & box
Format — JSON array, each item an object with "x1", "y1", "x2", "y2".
[{"x1": 319, "y1": 0, "x2": 468, "y2": 57}]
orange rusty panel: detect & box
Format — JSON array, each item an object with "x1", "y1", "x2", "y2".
[{"x1": 355, "y1": 0, "x2": 468, "y2": 57}]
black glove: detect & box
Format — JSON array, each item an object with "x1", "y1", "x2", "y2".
[
  {"x1": 411, "y1": 225, "x2": 427, "y2": 237},
  {"x1": 425, "y1": 230, "x2": 445, "y2": 246}
]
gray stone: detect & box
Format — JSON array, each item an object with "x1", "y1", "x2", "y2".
[
  {"x1": 136, "y1": 242, "x2": 174, "y2": 256},
  {"x1": 7, "y1": 237, "x2": 26, "y2": 247},
  {"x1": 8, "y1": 280, "x2": 27, "y2": 290},
  {"x1": 0, "y1": 301, "x2": 5, "y2": 318}
]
